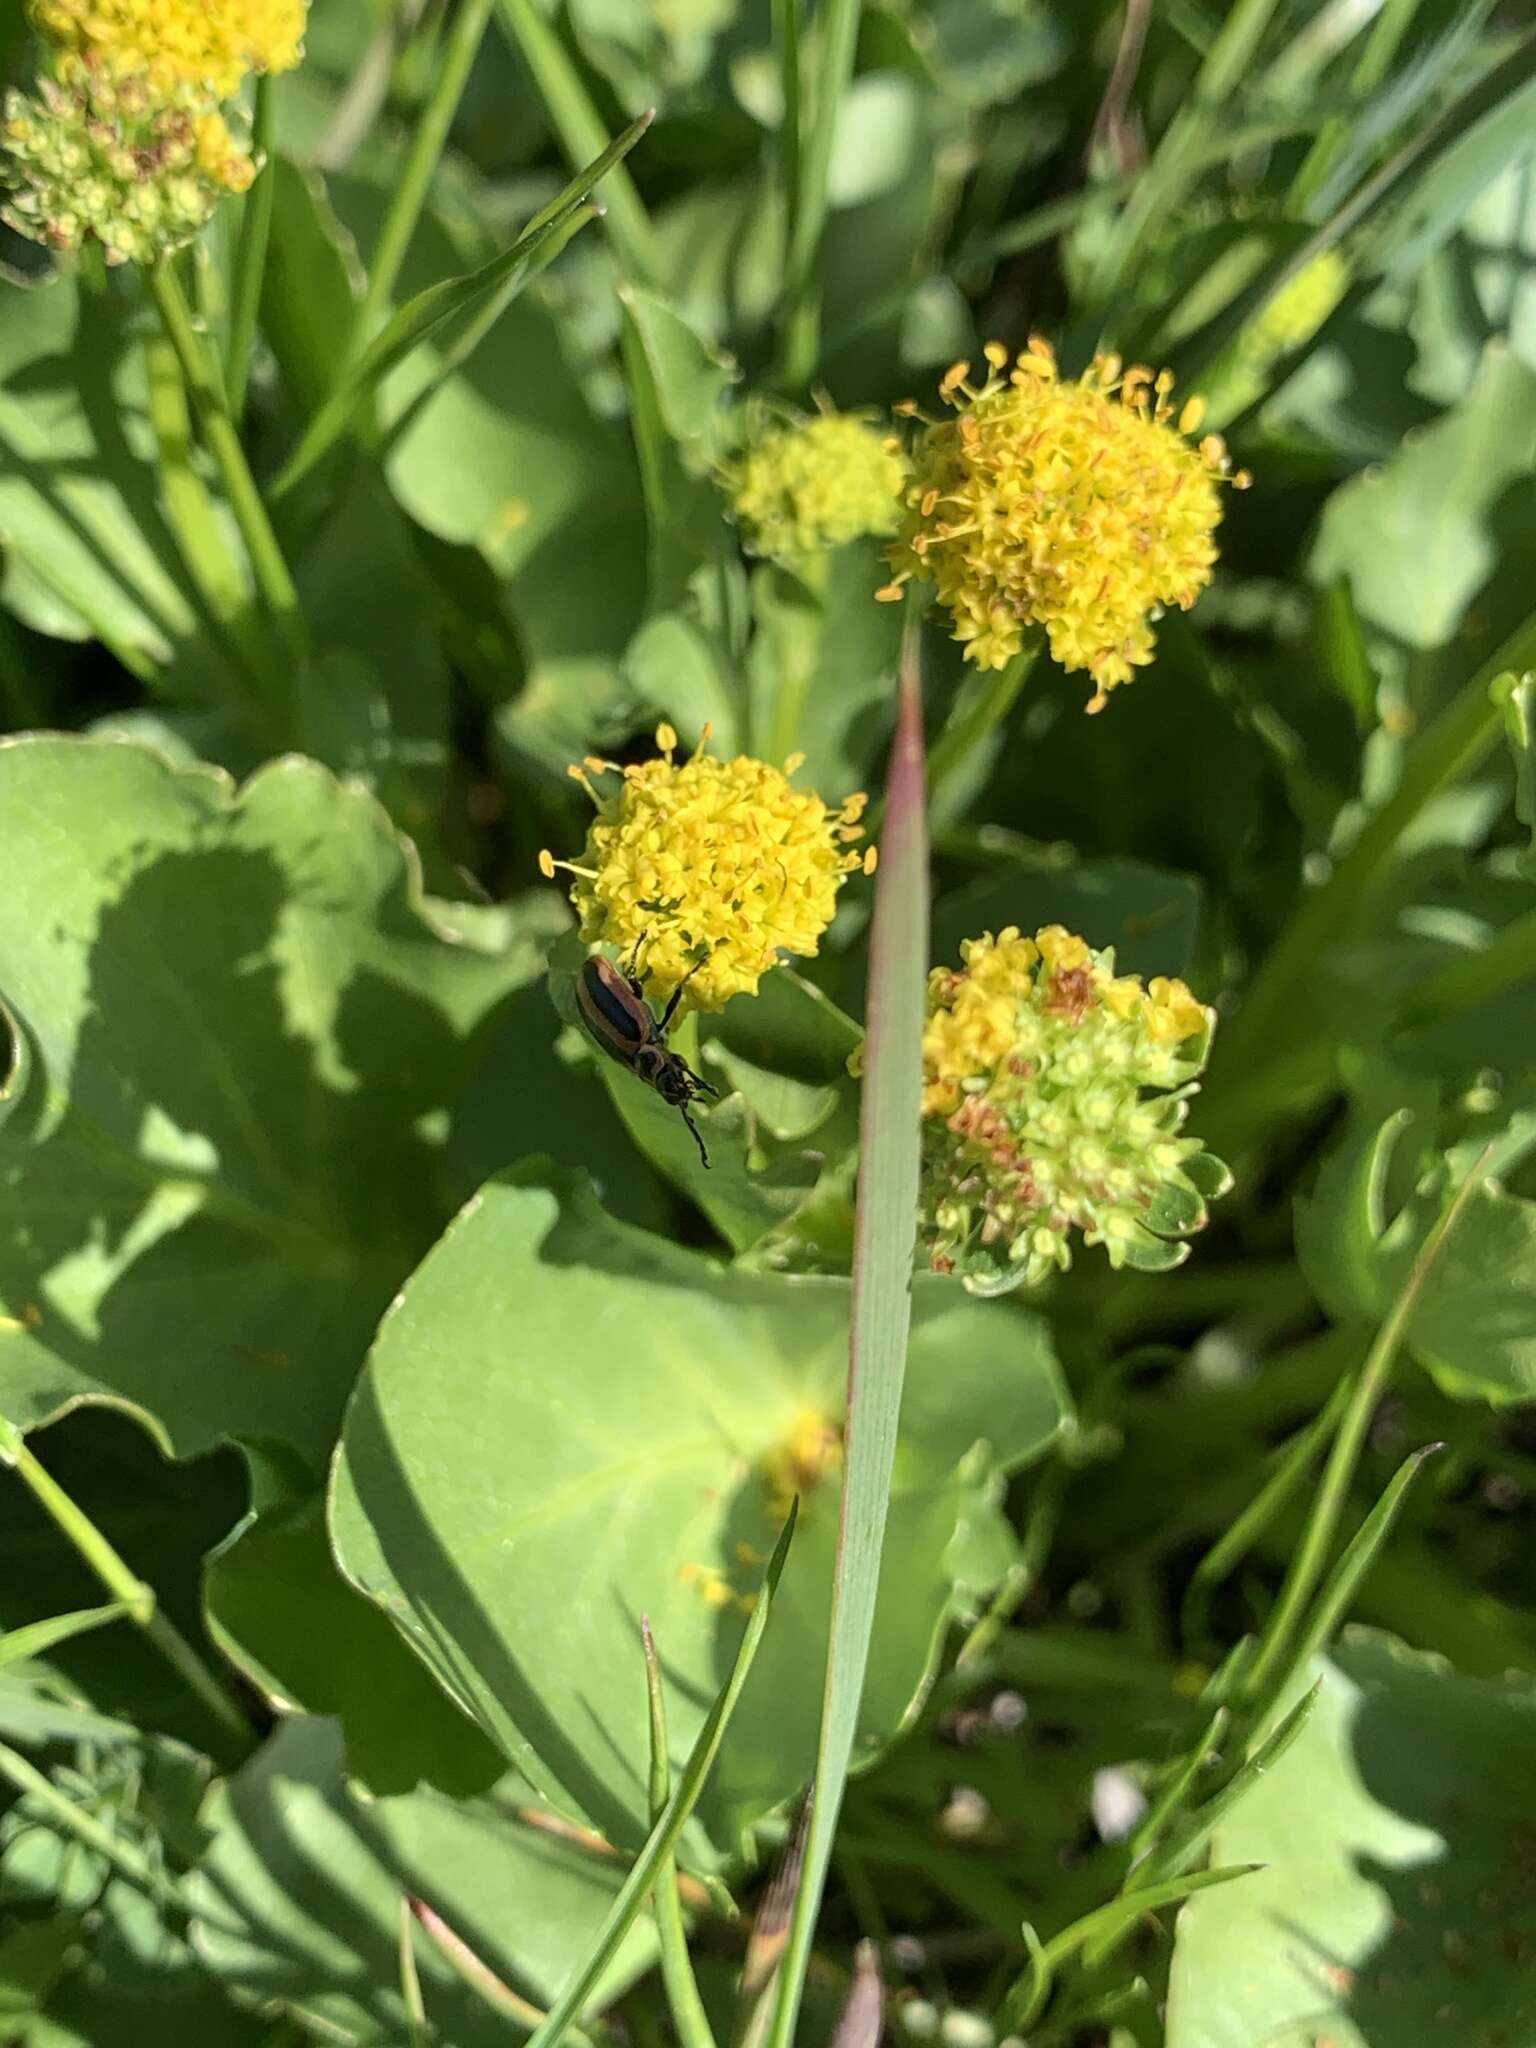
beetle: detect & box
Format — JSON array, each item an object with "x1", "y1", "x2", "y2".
[{"x1": 575, "y1": 943, "x2": 720, "y2": 1166}]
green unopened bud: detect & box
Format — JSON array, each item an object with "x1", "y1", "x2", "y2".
[
  {"x1": 1, "y1": 60, "x2": 254, "y2": 268},
  {"x1": 919, "y1": 924, "x2": 1230, "y2": 1294}
]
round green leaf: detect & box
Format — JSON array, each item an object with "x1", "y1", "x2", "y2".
[
  {"x1": 1169, "y1": 1628, "x2": 1536, "y2": 2048},
  {"x1": 330, "y1": 1164, "x2": 1069, "y2": 1858},
  {"x1": 0, "y1": 739, "x2": 531, "y2": 1463}
]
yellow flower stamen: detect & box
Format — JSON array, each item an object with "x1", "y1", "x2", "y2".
[{"x1": 728, "y1": 410, "x2": 907, "y2": 562}]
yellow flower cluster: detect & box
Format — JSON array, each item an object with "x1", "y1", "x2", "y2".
[
  {"x1": 920, "y1": 925, "x2": 1228, "y2": 1293},
  {"x1": 540, "y1": 724, "x2": 874, "y2": 1016},
  {"x1": 32, "y1": 0, "x2": 307, "y2": 97},
  {"x1": 880, "y1": 340, "x2": 1250, "y2": 709},
  {"x1": 4, "y1": 0, "x2": 306, "y2": 266},
  {"x1": 2, "y1": 64, "x2": 253, "y2": 266},
  {"x1": 760, "y1": 1409, "x2": 843, "y2": 1524},
  {"x1": 730, "y1": 412, "x2": 907, "y2": 562}
]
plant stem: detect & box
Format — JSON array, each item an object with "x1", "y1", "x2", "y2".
[
  {"x1": 149, "y1": 260, "x2": 308, "y2": 693},
  {"x1": 352, "y1": 0, "x2": 496, "y2": 348},
  {"x1": 1240, "y1": 1141, "x2": 1497, "y2": 1702},
  {"x1": 776, "y1": 0, "x2": 862, "y2": 389},
  {"x1": 925, "y1": 640, "x2": 1040, "y2": 816},
  {"x1": 226, "y1": 73, "x2": 277, "y2": 418},
  {"x1": 774, "y1": 0, "x2": 803, "y2": 307},
  {"x1": 496, "y1": 0, "x2": 657, "y2": 282},
  {"x1": 1398, "y1": 908, "x2": 1536, "y2": 1027},
  {"x1": 956, "y1": 1460, "x2": 1066, "y2": 1667},
  {"x1": 0, "y1": 1739, "x2": 182, "y2": 1905},
  {"x1": 642, "y1": 1619, "x2": 717, "y2": 2048},
  {"x1": 1217, "y1": 652, "x2": 1526, "y2": 1083},
  {"x1": 0, "y1": 1414, "x2": 255, "y2": 1759},
  {"x1": 1287, "y1": 0, "x2": 1427, "y2": 215}
]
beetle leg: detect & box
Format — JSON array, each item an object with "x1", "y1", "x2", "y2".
[
  {"x1": 658, "y1": 950, "x2": 710, "y2": 1033},
  {"x1": 680, "y1": 1102, "x2": 710, "y2": 1169},
  {"x1": 622, "y1": 930, "x2": 649, "y2": 994}
]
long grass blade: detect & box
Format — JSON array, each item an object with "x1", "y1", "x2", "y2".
[
  {"x1": 525, "y1": 1508, "x2": 797, "y2": 2048},
  {"x1": 0, "y1": 1601, "x2": 134, "y2": 1668},
  {"x1": 270, "y1": 110, "x2": 652, "y2": 500},
  {"x1": 764, "y1": 622, "x2": 930, "y2": 2048}
]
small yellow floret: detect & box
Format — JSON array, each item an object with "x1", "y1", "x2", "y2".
[
  {"x1": 885, "y1": 340, "x2": 1250, "y2": 706},
  {"x1": 730, "y1": 411, "x2": 907, "y2": 561},
  {"x1": 542, "y1": 725, "x2": 870, "y2": 1016},
  {"x1": 760, "y1": 1408, "x2": 843, "y2": 1524},
  {"x1": 33, "y1": 0, "x2": 308, "y2": 96}
]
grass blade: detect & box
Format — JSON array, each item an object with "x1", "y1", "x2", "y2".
[
  {"x1": 397, "y1": 1894, "x2": 429, "y2": 2048},
  {"x1": 1130, "y1": 1682, "x2": 1322, "y2": 1896},
  {"x1": 270, "y1": 110, "x2": 653, "y2": 500},
  {"x1": 642, "y1": 1616, "x2": 716, "y2": 2048},
  {"x1": 525, "y1": 1508, "x2": 797, "y2": 2048},
  {"x1": 0, "y1": 1600, "x2": 134, "y2": 1668},
  {"x1": 1004, "y1": 1866, "x2": 1263, "y2": 2031},
  {"x1": 407, "y1": 1895, "x2": 556, "y2": 2032},
  {"x1": 765, "y1": 622, "x2": 930, "y2": 2048},
  {"x1": 496, "y1": 0, "x2": 658, "y2": 280}
]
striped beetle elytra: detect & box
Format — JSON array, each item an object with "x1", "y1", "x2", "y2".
[{"x1": 575, "y1": 944, "x2": 719, "y2": 1166}]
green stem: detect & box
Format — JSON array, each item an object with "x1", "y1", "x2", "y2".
[
  {"x1": 642, "y1": 1620, "x2": 716, "y2": 2048},
  {"x1": 1287, "y1": 0, "x2": 1434, "y2": 216},
  {"x1": 0, "y1": 1414, "x2": 255, "y2": 1759},
  {"x1": 0, "y1": 1740, "x2": 181, "y2": 1906},
  {"x1": 925, "y1": 640, "x2": 1040, "y2": 814},
  {"x1": 1240, "y1": 1142, "x2": 1497, "y2": 1702},
  {"x1": 773, "y1": 0, "x2": 803, "y2": 308},
  {"x1": 956, "y1": 1460, "x2": 1065, "y2": 1667},
  {"x1": 226, "y1": 73, "x2": 277, "y2": 419},
  {"x1": 776, "y1": 0, "x2": 862, "y2": 389},
  {"x1": 1179, "y1": 1377, "x2": 1351, "y2": 1653},
  {"x1": 496, "y1": 0, "x2": 657, "y2": 282},
  {"x1": 149, "y1": 260, "x2": 308, "y2": 692},
  {"x1": 1399, "y1": 908, "x2": 1536, "y2": 1027},
  {"x1": 1080, "y1": 0, "x2": 1288, "y2": 313},
  {"x1": 352, "y1": 0, "x2": 496, "y2": 348},
  {"x1": 1218, "y1": 652, "x2": 1526, "y2": 1082}
]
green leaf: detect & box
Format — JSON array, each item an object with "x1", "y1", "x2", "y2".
[
  {"x1": 0, "y1": 741, "x2": 532, "y2": 1463},
  {"x1": 934, "y1": 857, "x2": 1203, "y2": 983},
  {"x1": 524, "y1": 1512, "x2": 796, "y2": 2048},
  {"x1": 745, "y1": 546, "x2": 904, "y2": 795},
  {"x1": 1169, "y1": 1630, "x2": 1536, "y2": 2048},
  {"x1": 187, "y1": 1716, "x2": 659, "y2": 2044},
  {"x1": 616, "y1": 284, "x2": 737, "y2": 464},
  {"x1": 1507, "y1": 670, "x2": 1536, "y2": 842},
  {"x1": 258, "y1": 157, "x2": 362, "y2": 421},
  {"x1": 0, "y1": 1603, "x2": 131, "y2": 1669},
  {"x1": 1308, "y1": 347, "x2": 1536, "y2": 683},
  {"x1": 271, "y1": 112, "x2": 652, "y2": 500},
  {"x1": 329, "y1": 1162, "x2": 1068, "y2": 1856},
  {"x1": 0, "y1": 277, "x2": 205, "y2": 675},
  {"x1": 1408, "y1": 1185, "x2": 1536, "y2": 1402},
  {"x1": 204, "y1": 1494, "x2": 504, "y2": 1796}
]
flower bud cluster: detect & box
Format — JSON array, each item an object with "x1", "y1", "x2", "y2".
[
  {"x1": 2, "y1": 62, "x2": 252, "y2": 265},
  {"x1": 921, "y1": 925, "x2": 1229, "y2": 1293},
  {"x1": 729, "y1": 411, "x2": 907, "y2": 562}
]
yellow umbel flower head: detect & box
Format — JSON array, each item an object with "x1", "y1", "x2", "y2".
[
  {"x1": 540, "y1": 724, "x2": 874, "y2": 1016},
  {"x1": 880, "y1": 340, "x2": 1250, "y2": 709},
  {"x1": 730, "y1": 411, "x2": 907, "y2": 562},
  {"x1": 2, "y1": 61, "x2": 254, "y2": 266},
  {"x1": 32, "y1": 0, "x2": 308, "y2": 96},
  {"x1": 919, "y1": 925, "x2": 1229, "y2": 1293}
]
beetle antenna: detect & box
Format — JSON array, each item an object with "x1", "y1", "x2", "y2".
[
  {"x1": 622, "y1": 930, "x2": 649, "y2": 991},
  {"x1": 681, "y1": 1104, "x2": 710, "y2": 1169}
]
